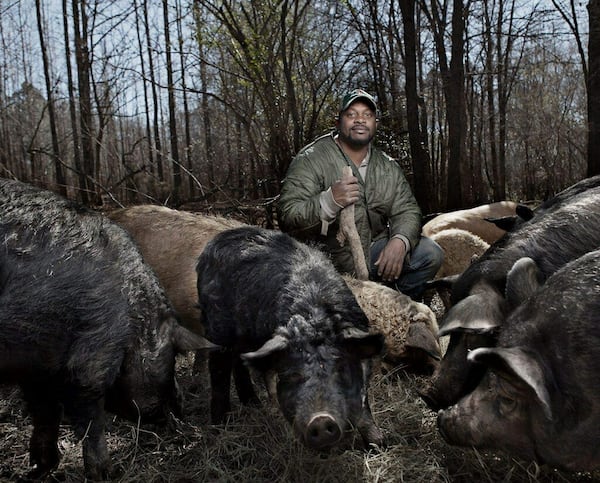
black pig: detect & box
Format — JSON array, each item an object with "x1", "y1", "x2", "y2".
[
  {"x1": 421, "y1": 176, "x2": 600, "y2": 411},
  {"x1": 196, "y1": 226, "x2": 385, "y2": 450},
  {"x1": 0, "y1": 178, "x2": 216, "y2": 480},
  {"x1": 438, "y1": 253, "x2": 600, "y2": 471}
]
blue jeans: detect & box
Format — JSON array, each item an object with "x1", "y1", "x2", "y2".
[{"x1": 369, "y1": 236, "x2": 443, "y2": 299}]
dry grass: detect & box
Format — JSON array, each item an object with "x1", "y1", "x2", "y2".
[{"x1": 1, "y1": 352, "x2": 599, "y2": 483}]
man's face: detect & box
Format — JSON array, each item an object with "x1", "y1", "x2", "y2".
[{"x1": 336, "y1": 100, "x2": 377, "y2": 147}]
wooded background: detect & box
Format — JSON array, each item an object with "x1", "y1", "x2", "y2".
[{"x1": 0, "y1": 0, "x2": 596, "y2": 218}]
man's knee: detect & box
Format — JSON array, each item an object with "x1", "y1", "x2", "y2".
[{"x1": 416, "y1": 236, "x2": 444, "y2": 274}]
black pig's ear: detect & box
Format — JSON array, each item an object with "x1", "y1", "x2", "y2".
[
  {"x1": 516, "y1": 204, "x2": 535, "y2": 221},
  {"x1": 505, "y1": 257, "x2": 544, "y2": 308},
  {"x1": 241, "y1": 335, "x2": 288, "y2": 362},
  {"x1": 485, "y1": 204, "x2": 533, "y2": 232},
  {"x1": 425, "y1": 274, "x2": 459, "y2": 291},
  {"x1": 438, "y1": 286, "x2": 505, "y2": 337},
  {"x1": 468, "y1": 346, "x2": 553, "y2": 420},
  {"x1": 172, "y1": 323, "x2": 220, "y2": 353},
  {"x1": 485, "y1": 215, "x2": 518, "y2": 231},
  {"x1": 341, "y1": 328, "x2": 384, "y2": 359}
]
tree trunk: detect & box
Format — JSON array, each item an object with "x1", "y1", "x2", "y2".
[
  {"x1": 421, "y1": 0, "x2": 469, "y2": 209},
  {"x1": 63, "y1": 0, "x2": 85, "y2": 199},
  {"x1": 163, "y1": 0, "x2": 181, "y2": 205},
  {"x1": 399, "y1": 0, "x2": 433, "y2": 214},
  {"x1": 36, "y1": 0, "x2": 66, "y2": 196},
  {"x1": 447, "y1": 0, "x2": 470, "y2": 208},
  {"x1": 133, "y1": 0, "x2": 153, "y2": 202},
  {"x1": 176, "y1": 0, "x2": 193, "y2": 199},
  {"x1": 588, "y1": 0, "x2": 600, "y2": 176},
  {"x1": 143, "y1": 0, "x2": 164, "y2": 182},
  {"x1": 72, "y1": 0, "x2": 96, "y2": 204},
  {"x1": 193, "y1": 2, "x2": 212, "y2": 198},
  {"x1": 484, "y1": 0, "x2": 499, "y2": 200}
]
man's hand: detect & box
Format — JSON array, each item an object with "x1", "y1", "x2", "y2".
[
  {"x1": 331, "y1": 171, "x2": 360, "y2": 207},
  {"x1": 374, "y1": 237, "x2": 407, "y2": 281}
]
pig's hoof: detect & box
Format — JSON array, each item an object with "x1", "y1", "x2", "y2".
[
  {"x1": 361, "y1": 425, "x2": 386, "y2": 450},
  {"x1": 20, "y1": 464, "x2": 56, "y2": 482}
]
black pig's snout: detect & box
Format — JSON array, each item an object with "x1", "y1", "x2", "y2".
[{"x1": 305, "y1": 412, "x2": 342, "y2": 449}]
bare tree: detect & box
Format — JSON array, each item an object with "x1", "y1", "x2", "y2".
[
  {"x1": 588, "y1": 0, "x2": 600, "y2": 175},
  {"x1": 192, "y1": 3, "x2": 215, "y2": 196},
  {"x1": 194, "y1": 0, "x2": 355, "y2": 196},
  {"x1": 421, "y1": 0, "x2": 470, "y2": 208},
  {"x1": 143, "y1": 0, "x2": 164, "y2": 183},
  {"x1": 399, "y1": 0, "x2": 434, "y2": 213},
  {"x1": 175, "y1": 0, "x2": 194, "y2": 198},
  {"x1": 133, "y1": 0, "x2": 154, "y2": 181},
  {"x1": 162, "y1": 0, "x2": 181, "y2": 204},
  {"x1": 35, "y1": 0, "x2": 67, "y2": 196},
  {"x1": 62, "y1": 0, "x2": 86, "y2": 199},
  {"x1": 72, "y1": 0, "x2": 97, "y2": 204}
]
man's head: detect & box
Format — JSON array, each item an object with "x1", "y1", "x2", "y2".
[
  {"x1": 337, "y1": 89, "x2": 378, "y2": 148},
  {"x1": 339, "y1": 89, "x2": 378, "y2": 115}
]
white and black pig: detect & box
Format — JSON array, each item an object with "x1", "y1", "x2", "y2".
[
  {"x1": 437, "y1": 252, "x2": 600, "y2": 471},
  {"x1": 421, "y1": 175, "x2": 600, "y2": 411},
  {"x1": 0, "y1": 178, "x2": 216, "y2": 480},
  {"x1": 196, "y1": 226, "x2": 385, "y2": 450}
]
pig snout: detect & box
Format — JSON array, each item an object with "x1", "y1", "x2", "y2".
[
  {"x1": 418, "y1": 345, "x2": 488, "y2": 411},
  {"x1": 436, "y1": 404, "x2": 480, "y2": 448},
  {"x1": 436, "y1": 406, "x2": 469, "y2": 447},
  {"x1": 304, "y1": 412, "x2": 343, "y2": 449}
]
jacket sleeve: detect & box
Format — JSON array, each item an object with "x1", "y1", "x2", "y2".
[{"x1": 277, "y1": 149, "x2": 327, "y2": 238}]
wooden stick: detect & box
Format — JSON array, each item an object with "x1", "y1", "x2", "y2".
[{"x1": 337, "y1": 166, "x2": 369, "y2": 280}]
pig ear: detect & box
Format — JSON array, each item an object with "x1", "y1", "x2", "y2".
[
  {"x1": 484, "y1": 215, "x2": 518, "y2": 232},
  {"x1": 438, "y1": 288, "x2": 505, "y2": 337},
  {"x1": 469, "y1": 347, "x2": 553, "y2": 420},
  {"x1": 505, "y1": 257, "x2": 544, "y2": 308},
  {"x1": 516, "y1": 203, "x2": 535, "y2": 221},
  {"x1": 172, "y1": 324, "x2": 220, "y2": 352},
  {"x1": 341, "y1": 328, "x2": 385, "y2": 358},
  {"x1": 425, "y1": 274, "x2": 459, "y2": 292},
  {"x1": 240, "y1": 335, "x2": 289, "y2": 362},
  {"x1": 405, "y1": 322, "x2": 442, "y2": 360}
]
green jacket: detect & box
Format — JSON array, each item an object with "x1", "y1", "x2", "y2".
[{"x1": 277, "y1": 132, "x2": 422, "y2": 275}]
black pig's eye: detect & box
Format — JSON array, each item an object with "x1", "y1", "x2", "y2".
[
  {"x1": 497, "y1": 395, "x2": 518, "y2": 416},
  {"x1": 280, "y1": 372, "x2": 306, "y2": 385}
]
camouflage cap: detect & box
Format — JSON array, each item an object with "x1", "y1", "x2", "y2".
[{"x1": 339, "y1": 89, "x2": 377, "y2": 114}]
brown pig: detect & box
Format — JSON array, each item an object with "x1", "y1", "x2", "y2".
[
  {"x1": 422, "y1": 201, "x2": 519, "y2": 245},
  {"x1": 343, "y1": 276, "x2": 441, "y2": 374},
  {"x1": 108, "y1": 205, "x2": 244, "y2": 333}
]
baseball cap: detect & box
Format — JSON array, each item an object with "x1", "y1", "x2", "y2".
[{"x1": 339, "y1": 89, "x2": 377, "y2": 114}]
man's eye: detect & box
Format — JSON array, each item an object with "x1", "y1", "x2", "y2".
[{"x1": 345, "y1": 111, "x2": 374, "y2": 120}]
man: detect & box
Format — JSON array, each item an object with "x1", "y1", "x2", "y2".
[{"x1": 277, "y1": 88, "x2": 442, "y2": 299}]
